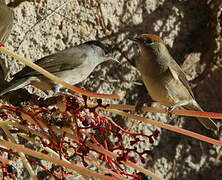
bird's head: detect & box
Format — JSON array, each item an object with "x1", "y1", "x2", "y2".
[
  {"x1": 129, "y1": 34, "x2": 166, "y2": 55},
  {"x1": 84, "y1": 40, "x2": 119, "y2": 64}
]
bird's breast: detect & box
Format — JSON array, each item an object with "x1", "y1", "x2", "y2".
[
  {"x1": 142, "y1": 72, "x2": 173, "y2": 106},
  {"x1": 138, "y1": 56, "x2": 174, "y2": 106}
]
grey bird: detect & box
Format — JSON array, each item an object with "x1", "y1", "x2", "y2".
[
  {"x1": 0, "y1": 40, "x2": 116, "y2": 96},
  {"x1": 130, "y1": 34, "x2": 218, "y2": 131}
]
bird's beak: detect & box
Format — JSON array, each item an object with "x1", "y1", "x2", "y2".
[
  {"x1": 110, "y1": 56, "x2": 120, "y2": 64},
  {"x1": 106, "y1": 53, "x2": 120, "y2": 64},
  {"x1": 113, "y1": 58, "x2": 120, "y2": 63},
  {"x1": 128, "y1": 37, "x2": 140, "y2": 42}
]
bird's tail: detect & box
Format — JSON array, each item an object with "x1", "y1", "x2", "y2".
[
  {"x1": 0, "y1": 78, "x2": 30, "y2": 96},
  {"x1": 186, "y1": 101, "x2": 218, "y2": 131}
]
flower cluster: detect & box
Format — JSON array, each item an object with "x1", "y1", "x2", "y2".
[{"x1": 0, "y1": 94, "x2": 159, "y2": 179}]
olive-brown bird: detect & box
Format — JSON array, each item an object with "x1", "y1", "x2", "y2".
[{"x1": 130, "y1": 34, "x2": 218, "y2": 131}]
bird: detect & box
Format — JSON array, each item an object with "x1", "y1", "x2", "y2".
[
  {"x1": 130, "y1": 34, "x2": 218, "y2": 131},
  {"x1": 0, "y1": 40, "x2": 117, "y2": 96}
]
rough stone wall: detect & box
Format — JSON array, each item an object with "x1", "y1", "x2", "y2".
[{"x1": 1, "y1": 0, "x2": 222, "y2": 179}]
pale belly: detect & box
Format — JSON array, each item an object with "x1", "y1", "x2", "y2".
[{"x1": 54, "y1": 65, "x2": 94, "y2": 85}]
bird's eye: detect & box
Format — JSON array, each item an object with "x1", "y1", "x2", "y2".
[
  {"x1": 144, "y1": 39, "x2": 153, "y2": 44},
  {"x1": 104, "y1": 51, "x2": 109, "y2": 56}
]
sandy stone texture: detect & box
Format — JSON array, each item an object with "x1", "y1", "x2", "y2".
[{"x1": 1, "y1": 0, "x2": 222, "y2": 179}]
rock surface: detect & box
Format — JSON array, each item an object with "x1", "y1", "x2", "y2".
[{"x1": 1, "y1": 0, "x2": 222, "y2": 179}]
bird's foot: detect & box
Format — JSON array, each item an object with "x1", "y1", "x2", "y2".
[
  {"x1": 166, "y1": 106, "x2": 174, "y2": 119},
  {"x1": 166, "y1": 101, "x2": 190, "y2": 119},
  {"x1": 134, "y1": 84, "x2": 152, "y2": 114},
  {"x1": 53, "y1": 90, "x2": 67, "y2": 97},
  {"x1": 135, "y1": 102, "x2": 144, "y2": 114}
]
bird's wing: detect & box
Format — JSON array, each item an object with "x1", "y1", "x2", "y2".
[
  {"x1": 13, "y1": 47, "x2": 86, "y2": 79},
  {"x1": 168, "y1": 59, "x2": 194, "y2": 98}
]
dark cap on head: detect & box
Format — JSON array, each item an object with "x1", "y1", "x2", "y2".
[{"x1": 84, "y1": 40, "x2": 111, "y2": 55}]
